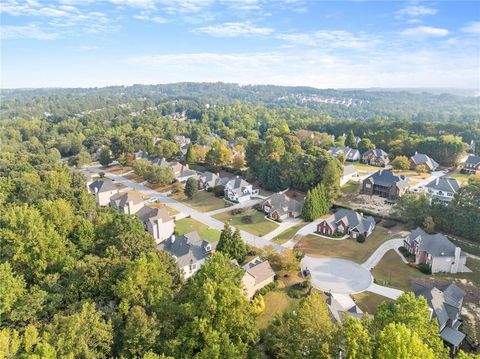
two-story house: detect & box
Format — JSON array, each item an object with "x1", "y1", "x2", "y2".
[
  {"x1": 136, "y1": 205, "x2": 175, "y2": 244},
  {"x1": 240, "y1": 257, "x2": 275, "y2": 299},
  {"x1": 410, "y1": 152, "x2": 439, "y2": 172},
  {"x1": 88, "y1": 179, "x2": 119, "y2": 206},
  {"x1": 328, "y1": 147, "x2": 361, "y2": 161},
  {"x1": 362, "y1": 169, "x2": 409, "y2": 201},
  {"x1": 424, "y1": 177, "x2": 460, "y2": 204},
  {"x1": 317, "y1": 208, "x2": 375, "y2": 239},
  {"x1": 361, "y1": 148, "x2": 390, "y2": 167},
  {"x1": 463, "y1": 155, "x2": 480, "y2": 174},
  {"x1": 261, "y1": 189, "x2": 305, "y2": 220},
  {"x1": 224, "y1": 177, "x2": 258, "y2": 203},
  {"x1": 158, "y1": 231, "x2": 215, "y2": 278},
  {"x1": 403, "y1": 228, "x2": 468, "y2": 274},
  {"x1": 110, "y1": 190, "x2": 144, "y2": 215},
  {"x1": 413, "y1": 282, "x2": 466, "y2": 355},
  {"x1": 154, "y1": 158, "x2": 197, "y2": 182}
]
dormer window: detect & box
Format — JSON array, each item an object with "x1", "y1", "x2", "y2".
[{"x1": 205, "y1": 244, "x2": 211, "y2": 252}]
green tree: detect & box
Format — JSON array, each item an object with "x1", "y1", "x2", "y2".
[
  {"x1": 153, "y1": 140, "x2": 180, "y2": 160},
  {"x1": 0, "y1": 262, "x2": 26, "y2": 317},
  {"x1": 184, "y1": 177, "x2": 198, "y2": 199},
  {"x1": 99, "y1": 147, "x2": 112, "y2": 167},
  {"x1": 120, "y1": 306, "x2": 160, "y2": 358},
  {"x1": 345, "y1": 130, "x2": 358, "y2": 149},
  {"x1": 264, "y1": 292, "x2": 335, "y2": 359},
  {"x1": 216, "y1": 222, "x2": 233, "y2": 255},
  {"x1": 217, "y1": 224, "x2": 248, "y2": 263},
  {"x1": 205, "y1": 141, "x2": 232, "y2": 170},
  {"x1": 391, "y1": 156, "x2": 410, "y2": 170},
  {"x1": 43, "y1": 302, "x2": 113, "y2": 359},
  {"x1": 393, "y1": 193, "x2": 430, "y2": 227},
  {"x1": 144, "y1": 165, "x2": 175, "y2": 185},
  {"x1": 358, "y1": 138, "x2": 375, "y2": 154},
  {"x1": 341, "y1": 315, "x2": 372, "y2": 359},
  {"x1": 301, "y1": 184, "x2": 330, "y2": 222},
  {"x1": 171, "y1": 253, "x2": 258, "y2": 358},
  {"x1": 185, "y1": 145, "x2": 196, "y2": 164}
]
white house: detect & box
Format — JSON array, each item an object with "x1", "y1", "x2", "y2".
[
  {"x1": 136, "y1": 205, "x2": 175, "y2": 244},
  {"x1": 424, "y1": 177, "x2": 460, "y2": 204},
  {"x1": 88, "y1": 179, "x2": 118, "y2": 206},
  {"x1": 329, "y1": 147, "x2": 361, "y2": 161},
  {"x1": 224, "y1": 177, "x2": 258, "y2": 203}
]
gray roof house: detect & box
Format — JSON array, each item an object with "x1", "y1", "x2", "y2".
[
  {"x1": 326, "y1": 293, "x2": 364, "y2": 322},
  {"x1": 424, "y1": 177, "x2": 460, "y2": 203},
  {"x1": 403, "y1": 228, "x2": 468, "y2": 274},
  {"x1": 136, "y1": 205, "x2": 174, "y2": 244},
  {"x1": 154, "y1": 158, "x2": 197, "y2": 182},
  {"x1": 88, "y1": 179, "x2": 119, "y2": 206},
  {"x1": 463, "y1": 155, "x2": 480, "y2": 174},
  {"x1": 361, "y1": 148, "x2": 390, "y2": 166},
  {"x1": 328, "y1": 147, "x2": 361, "y2": 161},
  {"x1": 317, "y1": 208, "x2": 375, "y2": 239},
  {"x1": 410, "y1": 153, "x2": 439, "y2": 171},
  {"x1": 224, "y1": 177, "x2": 258, "y2": 203},
  {"x1": 362, "y1": 169, "x2": 409, "y2": 201},
  {"x1": 413, "y1": 282, "x2": 466, "y2": 354},
  {"x1": 261, "y1": 189, "x2": 305, "y2": 220},
  {"x1": 158, "y1": 231, "x2": 216, "y2": 278}
]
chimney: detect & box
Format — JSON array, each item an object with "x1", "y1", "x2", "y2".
[
  {"x1": 415, "y1": 151, "x2": 418, "y2": 155},
  {"x1": 185, "y1": 164, "x2": 189, "y2": 169},
  {"x1": 171, "y1": 234, "x2": 175, "y2": 243},
  {"x1": 452, "y1": 247, "x2": 461, "y2": 274}
]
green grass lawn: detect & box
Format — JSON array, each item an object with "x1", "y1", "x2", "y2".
[
  {"x1": 258, "y1": 188, "x2": 275, "y2": 197},
  {"x1": 272, "y1": 222, "x2": 306, "y2": 244},
  {"x1": 256, "y1": 290, "x2": 294, "y2": 330},
  {"x1": 341, "y1": 181, "x2": 360, "y2": 194},
  {"x1": 352, "y1": 291, "x2": 392, "y2": 315},
  {"x1": 436, "y1": 257, "x2": 480, "y2": 288},
  {"x1": 172, "y1": 190, "x2": 228, "y2": 212},
  {"x1": 448, "y1": 237, "x2": 480, "y2": 257},
  {"x1": 295, "y1": 227, "x2": 392, "y2": 263},
  {"x1": 213, "y1": 210, "x2": 279, "y2": 236},
  {"x1": 351, "y1": 161, "x2": 382, "y2": 172},
  {"x1": 175, "y1": 217, "x2": 221, "y2": 242},
  {"x1": 450, "y1": 170, "x2": 477, "y2": 185},
  {"x1": 371, "y1": 250, "x2": 427, "y2": 291}
]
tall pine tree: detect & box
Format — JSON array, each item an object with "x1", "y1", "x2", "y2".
[
  {"x1": 345, "y1": 130, "x2": 358, "y2": 149},
  {"x1": 185, "y1": 145, "x2": 196, "y2": 164}
]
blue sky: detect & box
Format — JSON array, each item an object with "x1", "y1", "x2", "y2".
[{"x1": 1, "y1": 0, "x2": 479, "y2": 89}]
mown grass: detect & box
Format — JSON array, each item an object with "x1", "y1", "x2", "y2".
[
  {"x1": 175, "y1": 217, "x2": 221, "y2": 242},
  {"x1": 213, "y1": 210, "x2": 279, "y2": 236},
  {"x1": 172, "y1": 190, "x2": 227, "y2": 212},
  {"x1": 272, "y1": 222, "x2": 307, "y2": 244}
]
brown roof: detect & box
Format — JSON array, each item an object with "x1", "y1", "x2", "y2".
[{"x1": 242, "y1": 257, "x2": 275, "y2": 285}]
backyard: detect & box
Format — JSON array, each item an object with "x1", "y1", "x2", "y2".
[
  {"x1": 213, "y1": 210, "x2": 279, "y2": 236},
  {"x1": 272, "y1": 222, "x2": 307, "y2": 244},
  {"x1": 174, "y1": 217, "x2": 221, "y2": 242},
  {"x1": 351, "y1": 291, "x2": 392, "y2": 315},
  {"x1": 172, "y1": 190, "x2": 228, "y2": 212},
  {"x1": 295, "y1": 227, "x2": 396, "y2": 263}
]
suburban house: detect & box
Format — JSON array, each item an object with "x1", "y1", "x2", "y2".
[
  {"x1": 261, "y1": 189, "x2": 305, "y2": 220},
  {"x1": 197, "y1": 171, "x2": 230, "y2": 190},
  {"x1": 224, "y1": 177, "x2": 258, "y2": 203},
  {"x1": 403, "y1": 228, "x2": 468, "y2": 274},
  {"x1": 317, "y1": 208, "x2": 375, "y2": 239},
  {"x1": 174, "y1": 135, "x2": 191, "y2": 156},
  {"x1": 410, "y1": 152, "x2": 439, "y2": 171},
  {"x1": 340, "y1": 165, "x2": 358, "y2": 186},
  {"x1": 136, "y1": 205, "x2": 175, "y2": 244},
  {"x1": 88, "y1": 179, "x2": 118, "y2": 206},
  {"x1": 155, "y1": 158, "x2": 197, "y2": 182},
  {"x1": 413, "y1": 282, "x2": 466, "y2": 354},
  {"x1": 463, "y1": 155, "x2": 480, "y2": 174},
  {"x1": 241, "y1": 257, "x2": 275, "y2": 299},
  {"x1": 361, "y1": 148, "x2": 390, "y2": 167},
  {"x1": 134, "y1": 150, "x2": 149, "y2": 160},
  {"x1": 328, "y1": 147, "x2": 361, "y2": 161},
  {"x1": 362, "y1": 169, "x2": 409, "y2": 201},
  {"x1": 326, "y1": 293, "x2": 364, "y2": 322},
  {"x1": 110, "y1": 190, "x2": 144, "y2": 215},
  {"x1": 424, "y1": 177, "x2": 460, "y2": 203},
  {"x1": 158, "y1": 231, "x2": 216, "y2": 278}
]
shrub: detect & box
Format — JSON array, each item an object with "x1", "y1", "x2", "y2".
[
  {"x1": 356, "y1": 234, "x2": 366, "y2": 243},
  {"x1": 207, "y1": 187, "x2": 213, "y2": 192},
  {"x1": 418, "y1": 263, "x2": 432, "y2": 274},
  {"x1": 213, "y1": 185, "x2": 225, "y2": 197},
  {"x1": 258, "y1": 281, "x2": 277, "y2": 296},
  {"x1": 241, "y1": 215, "x2": 253, "y2": 224},
  {"x1": 251, "y1": 295, "x2": 265, "y2": 316},
  {"x1": 231, "y1": 208, "x2": 245, "y2": 215},
  {"x1": 382, "y1": 220, "x2": 397, "y2": 228},
  {"x1": 287, "y1": 280, "x2": 311, "y2": 299}
]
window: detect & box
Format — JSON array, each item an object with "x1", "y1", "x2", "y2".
[{"x1": 365, "y1": 183, "x2": 371, "y2": 189}]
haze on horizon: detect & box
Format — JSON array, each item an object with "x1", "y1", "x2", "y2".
[{"x1": 1, "y1": 0, "x2": 479, "y2": 89}]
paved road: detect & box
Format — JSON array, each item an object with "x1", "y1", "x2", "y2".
[
  {"x1": 362, "y1": 238, "x2": 404, "y2": 270},
  {"x1": 205, "y1": 198, "x2": 262, "y2": 216},
  {"x1": 86, "y1": 166, "x2": 283, "y2": 251}
]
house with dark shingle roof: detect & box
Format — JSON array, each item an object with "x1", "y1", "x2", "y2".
[
  {"x1": 158, "y1": 231, "x2": 216, "y2": 278},
  {"x1": 224, "y1": 176, "x2": 258, "y2": 203},
  {"x1": 136, "y1": 205, "x2": 174, "y2": 244},
  {"x1": 424, "y1": 177, "x2": 460, "y2": 203},
  {"x1": 413, "y1": 282, "x2": 466, "y2": 354},
  {"x1": 403, "y1": 228, "x2": 468, "y2": 273},
  {"x1": 362, "y1": 169, "x2": 409, "y2": 201},
  {"x1": 410, "y1": 152, "x2": 439, "y2": 172},
  {"x1": 328, "y1": 147, "x2": 360, "y2": 161},
  {"x1": 317, "y1": 208, "x2": 375, "y2": 239},
  {"x1": 110, "y1": 190, "x2": 144, "y2": 215},
  {"x1": 88, "y1": 179, "x2": 119, "y2": 206},
  {"x1": 261, "y1": 189, "x2": 305, "y2": 220},
  {"x1": 463, "y1": 155, "x2": 480, "y2": 174},
  {"x1": 361, "y1": 148, "x2": 390, "y2": 167}
]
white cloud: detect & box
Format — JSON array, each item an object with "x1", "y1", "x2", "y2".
[
  {"x1": 133, "y1": 14, "x2": 168, "y2": 23},
  {"x1": 109, "y1": 0, "x2": 156, "y2": 9},
  {"x1": 401, "y1": 26, "x2": 449, "y2": 38},
  {"x1": 77, "y1": 45, "x2": 99, "y2": 51},
  {"x1": 0, "y1": 24, "x2": 58, "y2": 40},
  {"x1": 277, "y1": 30, "x2": 380, "y2": 50},
  {"x1": 195, "y1": 22, "x2": 273, "y2": 37},
  {"x1": 461, "y1": 21, "x2": 480, "y2": 35},
  {"x1": 396, "y1": 4, "x2": 438, "y2": 17}
]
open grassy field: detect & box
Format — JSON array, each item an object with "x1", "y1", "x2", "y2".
[
  {"x1": 295, "y1": 227, "x2": 392, "y2": 263},
  {"x1": 351, "y1": 161, "x2": 381, "y2": 172},
  {"x1": 371, "y1": 250, "x2": 427, "y2": 291},
  {"x1": 175, "y1": 217, "x2": 221, "y2": 242},
  {"x1": 172, "y1": 190, "x2": 228, "y2": 212},
  {"x1": 213, "y1": 210, "x2": 279, "y2": 236},
  {"x1": 272, "y1": 222, "x2": 306, "y2": 244},
  {"x1": 393, "y1": 169, "x2": 430, "y2": 180},
  {"x1": 352, "y1": 291, "x2": 392, "y2": 315}
]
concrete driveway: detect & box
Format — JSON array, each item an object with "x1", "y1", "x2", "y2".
[{"x1": 301, "y1": 256, "x2": 373, "y2": 294}]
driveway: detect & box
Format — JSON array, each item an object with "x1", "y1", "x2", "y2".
[
  {"x1": 301, "y1": 256, "x2": 373, "y2": 294},
  {"x1": 362, "y1": 238, "x2": 404, "y2": 270},
  {"x1": 366, "y1": 283, "x2": 403, "y2": 299}
]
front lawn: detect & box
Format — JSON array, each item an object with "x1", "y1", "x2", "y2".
[
  {"x1": 213, "y1": 210, "x2": 279, "y2": 236},
  {"x1": 295, "y1": 227, "x2": 392, "y2": 263},
  {"x1": 175, "y1": 217, "x2": 221, "y2": 242},
  {"x1": 272, "y1": 222, "x2": 306, "y2": 244},
  {"x1": 352, "y1": 292, "x2": 392, "y2": 315},
  {"x1": 351, "y1": 161, "x2": 382, "y2": 172},
  {"x1": 172, "y1": 190, "x2": 228, "y2": 212},
  {"x1": 392, "y1": 169, "x2": 430, "y2": 180},
  {"x1": 371, "y1": 250, "x2": 427, "y2": 291}
]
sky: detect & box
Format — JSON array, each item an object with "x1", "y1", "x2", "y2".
[{"x1": 1, "y1": 0, "x2": 480, "y2": 89}]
